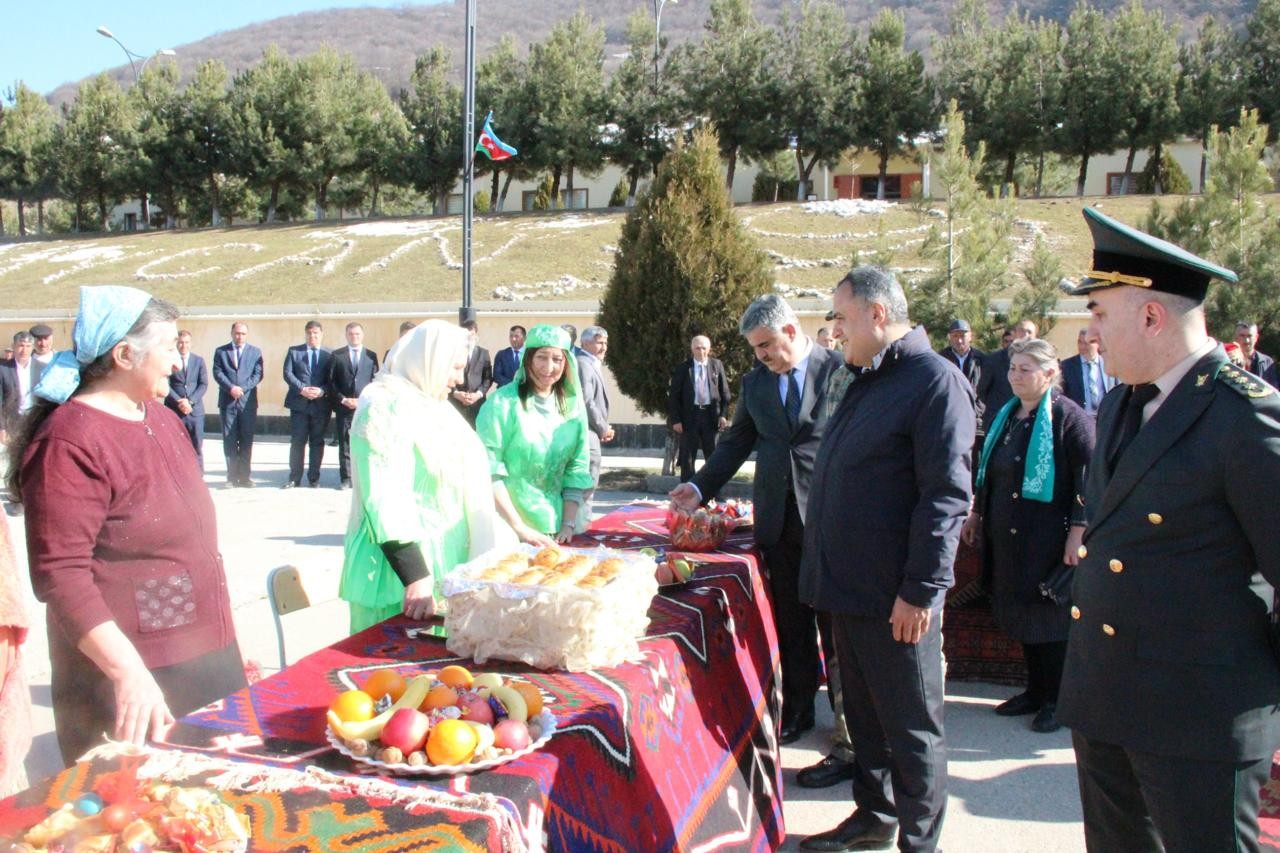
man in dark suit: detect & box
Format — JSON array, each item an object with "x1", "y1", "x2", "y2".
[
  {"x1": 493, "y1": 324, "x2": 526, "y2": 387},
  {"x1": 670, "y1": 295, "x2": 842, "y2": 746},
  {"x1": 576, "y1": 325, "x2": 614, "y2": 533},
  {"x1": 1234, "y1": 321, "x2": 1279, "y2": 388},
  {"x1": 667, "y1": 335, "x2": 732, "y2": 482},
  {"x1": 212, "y1": 322, "x2": 263, "y2": 488},
  {"x1": 1060, "y1": 327, "x2": 1115, "y2": 417},
  {"x1": 164, "y1": 330, "x2": 208, "y2": 464},
  {"x1": 450, "y1": 320, "x2": 492, "y2": 427},
  {"x1": 282, "y1": 320, "x2": 333, "y2": 488},
  {"x1": 799, "y1": 266, "x2": 974, "y2": 853},
  {"x1": 975, "y1": 318, "x2": 1036, "y2": 433},
  {"x1": 1056, "y1": 208, "x2": 1280, "y2": 851},
  {"x1": 330, "y1": 321, "x2": 379, "y2": 490},
  {"x1": 0, "y1": 331, "x2": 44, "y2": 442}
]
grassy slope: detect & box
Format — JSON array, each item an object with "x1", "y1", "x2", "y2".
[{"x1": 0, "y1": 195, "x2": 1245, "y2": 311}]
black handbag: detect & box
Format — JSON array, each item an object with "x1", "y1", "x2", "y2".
[{"x1": 1038, "y1": 562, "x2": 1074, "y2": 606}]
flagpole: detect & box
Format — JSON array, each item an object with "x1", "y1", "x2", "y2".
[{"x1": 460, "y1": 0, "x2": 477, "y2": 323}]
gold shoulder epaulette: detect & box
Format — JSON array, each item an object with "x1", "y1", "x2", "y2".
[{"x1": 1215, "y1": 362, "x2": 1275, "y2": 398}]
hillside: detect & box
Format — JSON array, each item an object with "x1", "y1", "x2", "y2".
[
  {"x1": 0, "y1": 195, "x2": 1212, "y2": 311},
  {"x1": 47, "y1": 0, "x2": 1258, "y2": 104}
]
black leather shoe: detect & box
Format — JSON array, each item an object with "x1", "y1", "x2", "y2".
[
  {"x1": 799, "y1": 812, "x2": 896, "y2": 852},
  {"x1": 308, "y1": 480, "x2": 320, "y2": 488},
  {"x1": 994, "y1": 692, "x2": 1039, "y2": 717},
  {"x1": 282, "y1": 481, "x2": 298, "y2": 490},
  {"x1": 796, "y1": 754, "x2": 856, "y2": 788},
  {"x1": 1031, "y1": 703, "x2": 1062, "y2": 733},
  {"x1": 778, "y1": 709, "x2": 815, "y2": 745},
  {"x1": 239, "y1": 480, "x2": 255, "y2": 488},
  {"x1": 339, "y1": 480, "x2": 352, "y2": 490}
]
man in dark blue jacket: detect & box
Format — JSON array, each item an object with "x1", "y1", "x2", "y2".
[
  {"x1": 282, "y1": 320, "x2": 333, "y2": 488},
  {"x1": 165, "y1": 330, "x2": 208, "y2": 465},
  {"x1": 799, "y1": 266, "x2": 975, "y2": 853}
]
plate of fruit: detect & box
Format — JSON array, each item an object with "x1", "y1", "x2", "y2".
[{"x1": 326, "y1": 666, "x2": 556, "y2": 775}]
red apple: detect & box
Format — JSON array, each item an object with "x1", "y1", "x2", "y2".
[
  {"x1": 380, "y1": 707, "x2": 431, "y2": 755},
  {"x1": 462, "y1": 695, "x2": 496, "y2": 726},
  {"x1": 493, "y1": 719, "x2": 531, "y2": 751}
]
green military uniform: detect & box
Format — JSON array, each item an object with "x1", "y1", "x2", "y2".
[{"x1": 1056, "y1": 208, "x2": 1280, "y2": 852}]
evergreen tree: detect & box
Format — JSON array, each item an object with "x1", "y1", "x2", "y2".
[
  {"x1": 1010, "y1": 236, "x2": 1065, "y2": 339},
  {"x1": 177, "y1": 60, "x2": 236, "y2": 226},
  {"x1": 296, "y1": 49, "x2": 366, "y2": 219},
  {"x1": 524, "y1": 12, "x2": 607, "y2": 206},
  {"x1": 852, "y1": 10, "x2": 934, "y2": 201},
  {"x1": 775, "y1": 0, "x2": 857, "y2": 201},
  {"x1": 348, "y1": 71, "x2": 408, "y2": 218},
  {"x1": 400, "y1": 48, "x2": 462, "y2": 215},
  {"x1": 0, "y1": 83, "x2": 57, "y2": 236},
  {"x1": 1059, "y1": 1, "x2": 1122, "y2": 196},
  {"x1": 1178, "y1": 17, "x2": 1246, "y2": 191},
  {"x1": 131, "y1": 64, "x2": 185, "y2": 228},
  {"x1": 475, "y1": 36, "x2": 535, "y2": 212},
  {"x1": 676, "y1": 0, "x2": 778, "y2": 188},
  {"x1": 598, "y1": 127, "x2": 772, "y2": 415},
  {"x1": 1244, "y1": 0, "x2": 1280, "y2": 141},
  {"x1": 914, "y1": 101, "x2": 1016, "y2": 349},
  {"x1": 58, "y1": 74, "x2": 137, "y2": 231},
  {"x1": 231, "y1": 47, "x2": 307, "y2": 222},
  {"x1": 605, "y1": 11, "x2": 669, "y2": 207},
  {"x1": 1109, "y1": 0, "x2": 1180, "y2": 195}
]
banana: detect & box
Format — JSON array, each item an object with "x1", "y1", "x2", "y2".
[
  {"x1": 464, "y1": 719, "x2": 496, "y2": 755},
  {"x1": 471, "y1": 672, "x2": 504, "y2": 691},
  {"x1": 329, "y1": 674, "x2": 435, "y2": 742},
  {"x1": 485, "y1": 684, "x2": 529, "y2": 723}
]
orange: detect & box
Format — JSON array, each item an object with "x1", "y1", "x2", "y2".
[
  {"x1": 362, "y1": 670, "x2": 407, "y2": 704},
  {"x1": 511, "y1": 682, "x2": 543, "y2": 717},
  {"x1": 437, "y1": 665, "x2": 474, "y2": 690},
  {"x1": 420, "y1": 684, "x2": 460, "y2": 711},
  {"x1": 329, "y1": 689, "x2": 376, "y2": 722},
  {"x1": 426, "y1": 719, "x2": 479, "y2": 765}
]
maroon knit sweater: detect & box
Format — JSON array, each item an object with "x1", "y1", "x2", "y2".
[{"x1": 22, "y1": 399, "x2": 235, "y2": 668}]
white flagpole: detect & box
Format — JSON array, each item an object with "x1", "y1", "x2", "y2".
[{"x1": 460, "y1": 0, "x2": 477, "y2": 322}]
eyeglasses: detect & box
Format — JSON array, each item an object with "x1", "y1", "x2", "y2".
[{"x1": 1083, "y1": 270, "x2": 1153, "y2": 288}]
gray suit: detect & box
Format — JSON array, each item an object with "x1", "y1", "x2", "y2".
[
  {"x1": 576, "y1": 350, "x2": 610, "y2": 533},
  {"x1": 692, "y1": 342, "x2": 842, "y2": 722}
]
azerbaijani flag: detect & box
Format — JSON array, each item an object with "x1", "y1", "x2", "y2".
[{"x1": 475, "y1": 111, "x2": 517, "y2": 161}]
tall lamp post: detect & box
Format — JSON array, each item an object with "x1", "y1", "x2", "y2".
[
  {"x1": 649, "y1": 0, "x2": 676, "y2": 181},
  {"x1": 96, "y1": 26, "x2": 176, "y2": 229}
]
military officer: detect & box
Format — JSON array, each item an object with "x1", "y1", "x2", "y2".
[{"x1": 1056, "y1": 207, "x2": 1280, "y2": 852}]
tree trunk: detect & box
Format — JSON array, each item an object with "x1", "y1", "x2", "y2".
[
  {"x1": 795, "y1": 149, "x2": 808, "y2": 201},
  {"x1": 566, "y1": 163, "x2": 575, "y2": 209},
  {"x1": 499, "y1": 172, "x2": 514, "y2": 211},
  {"x1": 1152, "y1": 141, "x2": 1164, "y2": 195},
  {"x1": 98, "y1": 189, "x2": 110, "y2": 231},
  {"x1": 0, "y1": 204, "x2": 5, "y2": 237},
  {"x1": 877, "y1": 150, "x2": 889, "y2": 201},
  {"x1": 139, "y1": 192, "x2": 150, "y2": 229},
  {"x1": 315, "y1": 177, "x2": 330, "y2": 220},
  {"x1": 1035, "y1": 150, "x2": 1045, "y2": 198},
  {"x1": 725, "y1": 147, "x2": 738, "y2": 190},
  {"x1": 1076, "y1": 153, "x2": 1089, "y2": 197},
  {"x1": 266, "y1": 182, "x2": 279, "y2": 222},
  {"x1": 1003, "y1": 151, "x2": 1017, "y2": 197},
  {"x1": 16, "y1": 196, "x2": 26, "y2": 237},
  {"x1": 550, "y1": 164, "x2": 563, "y2": 206},
  {"x1": 490, "y1": 168, "x2": 501, "y2": 209},
  {"x1": 368, "y1": 176, "x2": 381, "y2": 217},
  {"x1": 1199, "y1": 131, "x2": 1208, "y2": 193},
  {"x1": 1120, "y1": 144, "x2": 1137, "y2": 195},
  {"x1": 627, "y1": 164, "x2": 640, "y2": 207},
  {"x1": 37, "y1": 198, "x2": 45, "y2": 234},
  {"x1": 209, "y1": 173, "x2": 221, "y2": 227}
]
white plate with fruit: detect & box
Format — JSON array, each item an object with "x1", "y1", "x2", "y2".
[{"x1": 325, "y1": 666, "x2": 557, "y2": 776}]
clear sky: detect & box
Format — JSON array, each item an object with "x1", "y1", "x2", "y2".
[{"x1": 4, "y1": 1, "x2": 446, "y2": 97}]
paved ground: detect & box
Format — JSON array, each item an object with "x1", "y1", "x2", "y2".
[{"x1": 2, "y1": 439, "x2": 1084, "y2": 851}]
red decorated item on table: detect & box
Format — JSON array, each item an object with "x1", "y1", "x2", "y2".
[{"x1": 666, "y1": 501, "x2": 742, "y2": 551}]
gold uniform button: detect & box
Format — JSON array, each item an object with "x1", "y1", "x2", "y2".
[
  {"x1": 1077, "y1": 546, "x2": 1088, "y2": 559},
  {"x1": 1070, "y1": 606, "x2": 1081, "y2": 620},
  {"x1": 1148, "y1": 513, "x2": 1163, "y2": 525},
  {"x1": 1102, "y1": 624, "x2": 1116, "y2": 637},
  {"x1": 1109, "y1": 559, "x2": 1124, "y2": 574}
]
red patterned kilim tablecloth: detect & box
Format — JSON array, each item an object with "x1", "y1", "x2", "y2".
[{"x1": 58, "y1": 503, "x2": 784, "y2": 852}]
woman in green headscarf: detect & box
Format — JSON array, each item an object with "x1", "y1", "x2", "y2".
[
  {"x1": 476, "y1": 324, "x2": 592, "y2": 546},
  {"x1": 340, "y1": 320, "x2": 510, "y2": 635}
]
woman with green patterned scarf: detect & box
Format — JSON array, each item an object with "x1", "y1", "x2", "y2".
[
  {"x1": 961, "y1": 337, "x2": 1096, "y2": 734},
  {"x1": 476, "y1": 324, "x2": 592, "y2": 546}
]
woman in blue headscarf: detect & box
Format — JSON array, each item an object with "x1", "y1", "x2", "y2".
[
  {"x1": 961, "y1": 337, "x2": 1095, "y2": 734},
  {"x1": 6, "y1": 286, "x2": 245, "y2": 765}
]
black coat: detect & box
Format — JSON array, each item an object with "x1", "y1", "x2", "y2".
[
  {"x1": 800, "y1": 327, "x2": 976, "y2": 617},
  {"x1": 667, "y1": 357, "x2": 731, "y2": 426},
  {"x1": 975, "y1": 348, "x2": 1013, "y2": 433},
  {"x1": 1060, "y1": 354, "x2": 1116, "y2": 412},
  {"x1": 692, "y1": 344, "x2": 841, "y2": 548},
  {"x1": 212, "y1": 343, "x2": 262, "y2": 412},
  {"x1": 1247, "y1": 350, "x2": 1279, "y2": 388},
  {"x1": 1057, "y1": 349, "x2": 1280, "y2": 762},
  {"x1": 165, "y1": 353, "x2": 208, "y2": 420},
  {"x1": 283, "y1": 344, "x2": 333, "y2": 413},
  {"x1": 976, "y1": 391, "x2": 1095, "y2": 643},
  {"x1": 938, "y1": 345, "x2": 983, "y2": 388},
  {"x1": 329, "y1": 346, "x2": 379, "y2": 408}
]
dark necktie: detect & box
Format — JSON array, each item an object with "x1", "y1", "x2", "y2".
[
  {"x1": 233, "y1": 346, "x2": 240, "y2": 369},
  {"x1": 1109, "y1": 383, "x2": 1159, "y2": 470},
  {"x1": 307, "y1": 348, "x2": 316, "y2": 378},
  {"x1": 785, "y1": 369, "x2": 801, "y2": 426}
]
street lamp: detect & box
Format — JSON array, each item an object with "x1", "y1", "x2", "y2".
[
  {"x1": 652, "y1": 0, "x2": 676, "y2": 91},
  {"x1": 96, "y1": 27, "x2": 176, "y2": 230}
]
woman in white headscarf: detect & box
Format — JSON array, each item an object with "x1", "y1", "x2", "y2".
[{"x1": 340, "y1": 320, "x2": 509, "y2": 634}]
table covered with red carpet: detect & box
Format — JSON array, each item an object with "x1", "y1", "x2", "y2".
[{"x1": 0, "y1": 504, "x2": 784, "y2": 852}]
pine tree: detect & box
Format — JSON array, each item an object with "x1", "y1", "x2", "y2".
[
  {"x1": 597, "y1": 127, "x2": 772, "y2": 415},
  {"x1": 914, "y1": 101, "x2": 1016, "y2": 350}
]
